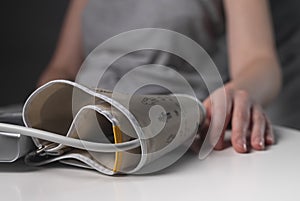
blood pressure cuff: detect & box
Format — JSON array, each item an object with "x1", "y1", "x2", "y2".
[{"x1": 22, "y1": 80, "x2": 205, "y2": 175}]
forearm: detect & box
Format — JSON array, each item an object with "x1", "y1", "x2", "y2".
[
  {"x1": 224, "y1": 0, "x2": 281, "y2": 106},
  {"x1": 228, "y1": 58, "x2": 282, "y2": 106},
  {"x1": 37, "y1": 0, "x2": 88, "y2": 86},
  {"x1": 47, "y1": 0, "x2": 88, "y2": 79}
]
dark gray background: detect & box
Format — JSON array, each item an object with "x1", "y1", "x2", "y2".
[{"x1": 1, "y1": 0, "x2": 69, "y2": 106}]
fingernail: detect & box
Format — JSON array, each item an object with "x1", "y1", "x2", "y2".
[
  {"x1": 237, "y1": 139, "x2": 247, "y2": 152},
  {"x1": 254, "y1": 138, "x2": 264, "y2": 149},
  {"x1": 243, "y1": 143, "x2": 247, "y2": 152},
  {"x1": 259, "y1": 140, "x2": 265, "y2": 149}
]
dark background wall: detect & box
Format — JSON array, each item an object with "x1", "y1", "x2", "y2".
[{"x1": 1, "y1": 0, "x2": 69, "y2": 106}]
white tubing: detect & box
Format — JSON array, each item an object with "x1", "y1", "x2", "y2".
[{"x1": 0, "y1": 123, "x2": 140, "y2": 152}]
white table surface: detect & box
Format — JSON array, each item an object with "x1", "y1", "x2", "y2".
[{"x1": 0, "y1": 126, "x2": 299, "y2": 201}]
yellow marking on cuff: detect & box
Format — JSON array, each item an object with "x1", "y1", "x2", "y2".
[{"x1": 113, "y1": 126, "x2": 123, "y2": 173}]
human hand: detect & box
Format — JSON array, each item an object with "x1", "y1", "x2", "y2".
[{"x1": 192, "y1": 83, "x2": 275, "y2": 154}]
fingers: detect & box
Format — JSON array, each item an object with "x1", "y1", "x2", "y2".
[
  {"x1": 231, "y1": 91, "x2": 251, "y2": 153},
  {"x1": 213, "y1": 93, "x2": 233, "y2": 150},
  {"x1": 214, "y1": 115, "x2": 231, "y2": 150},
  {"x1": 190, "y1": 99, "x2": 211, "y2": 154},
  {"x1": 250, "y1": 105, "x2": 266, "y2": 150},
  {"x1": 190, "y1": 87, "x2": 231, "y2": 154},
  {"x1": 193, "y1": 87, "x2": 276, "y2": 154},
  {"x1": 203, "y1": 87, "x2": 233, "y2": 151},
  {"x1": 232, "y1": 93, "x2": 275, "y2": 153},
  {"x1": 265, "y1": 117, "x2": 275, "y2": 145}
]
